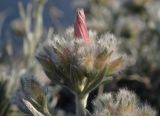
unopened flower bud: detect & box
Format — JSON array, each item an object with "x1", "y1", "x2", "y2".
[{"x1": 74, "y1": 8, "x2": 89, "y2": 44}]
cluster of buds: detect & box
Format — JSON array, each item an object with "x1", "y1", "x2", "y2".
[{"x1": 36, "y1": 8, "x2": 124, "y2": 102}]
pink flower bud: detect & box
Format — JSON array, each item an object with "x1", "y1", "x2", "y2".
[{"x1": 74, "y1": 8, "x2": 89, "y2": 44}]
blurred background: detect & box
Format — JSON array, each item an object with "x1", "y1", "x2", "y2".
[{"x1": 0, "y1": 0, "x2": 160, "y2": 115}]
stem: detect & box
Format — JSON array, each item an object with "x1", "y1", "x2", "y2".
[
  {"x1": 80, "y1": 94, "x2": 89, "y2": 108},
  {"x1": 98, "y1": 84, "x2": 104, "y2": 96},
  {"x1": 75, "y1": 94, "x2": 89, "y2": 116},
  {"x1": 76, "y1": 100, "x2": 85, "y2": 116}
]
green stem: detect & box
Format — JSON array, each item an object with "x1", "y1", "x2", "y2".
[
  {"x1": 75, "y1": 94, "x2": 89, "y2": 116},
  {"x1": 75, "y1": 96, "x2": 85, "y2": 116},
  {"x1": 79, "y1": 94, "x2": 89, "y2": 108}
]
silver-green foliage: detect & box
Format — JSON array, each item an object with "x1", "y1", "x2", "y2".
[
  {"x1": 93, "y1": 89, "x2": 157, "y2": 116},
  {"x1": 36, "y1": 28, "x2": 124, "y2": 101}
]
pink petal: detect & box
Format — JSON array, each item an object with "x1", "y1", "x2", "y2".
[{"x1": 74, "y1": 8, "x2": 89, "y2": 44}]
